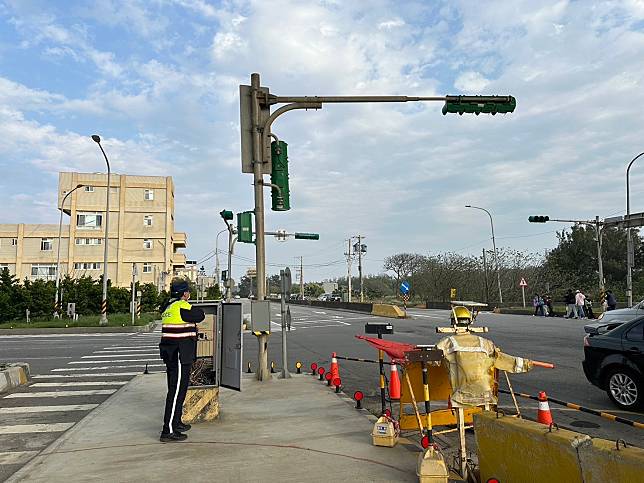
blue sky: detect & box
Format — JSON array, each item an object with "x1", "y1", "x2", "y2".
[{"x1": 1, "y1": 0, "x2": 644, "y2": 281}]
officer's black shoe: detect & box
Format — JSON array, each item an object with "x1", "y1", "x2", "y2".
[
  {"x1": 160, "y1": 432, "x2": 187, "y2": 442},
  {"x1": 175, "y1": 422, "x2": 191, "y2": 432}
]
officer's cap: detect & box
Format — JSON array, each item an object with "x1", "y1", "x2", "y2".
[{"x1": 171, "y1": 280, "x2": 190, "y2": 296}]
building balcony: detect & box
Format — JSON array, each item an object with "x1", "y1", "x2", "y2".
[
  {"x1": 172, "y1": 252, "x2": 187, "y2": 269},
  {"x1": 173, "y1": 232, "x2": 187, "y2": 250}
]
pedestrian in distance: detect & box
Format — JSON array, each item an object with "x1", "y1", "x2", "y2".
[
  {"x1": 564, "y1": 289, "x2": 577, "y2": 318},
  {"x1": 532, "y1": 293, "x2": 541, "y2": 316},
  {"x1": 585, "y1": 296, "x2": 595, "y2": 320},
  {"x1": 544, "y1": 294, "x2": 555, "y2": 317},
  {"x1": 575, "y1": 290, "x2": 586, "y2": 319},
  {"x1": 606, "y1": 290, "x2": 617, "y2": 311},
  {"x1": 159, "y1": 280, "x2": 205, "y2": 442}
]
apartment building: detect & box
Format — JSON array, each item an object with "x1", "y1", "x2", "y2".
[{"x1": 0, "y1": 172, "x2": 187, "y2": 289}]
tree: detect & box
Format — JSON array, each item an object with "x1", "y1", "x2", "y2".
[
  {"x1": 206, "y1": 283, "x2": 222, "y2": 300},
  {"x1": 238, "y1": 276, "x2": 251, "y2": 298},
  {"x1": 383, "y1": 253, "x2": 425, "y2": 294},
  {"x1": 304, "y1": 283, "x2": 324, "y2": 298}
]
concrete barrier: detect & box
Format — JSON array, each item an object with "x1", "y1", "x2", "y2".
[
  {"x1": 474, "y1": 411, "x2": 644, "y2": 483},
  {"x1": 371, "y1": 304, "x2": 406, "y2": 319},
  {"x1": 0, "y1": 362, "x2": 30, "y2": 394},
  {"x1": 475, "y1": 411, "x2": 588, "y2": 482},
  {"x1": 578, "y1": 437, "x2": 644, "y2": 482}
]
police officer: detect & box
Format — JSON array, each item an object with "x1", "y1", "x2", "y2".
[{"x1": 159, "y1": 280, "x2": 205, "y2": 442}]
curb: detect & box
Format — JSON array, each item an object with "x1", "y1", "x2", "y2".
[
  {"x1": 0, "y1": 362, "x2": 31, "y2": 394},
  {"x1": 0, "y1": 321, "x2": 157, "y2": 335}
]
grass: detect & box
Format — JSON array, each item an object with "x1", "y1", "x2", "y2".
[{"x1": 0, "y1": 312, "x2": 158, "y2": 329}]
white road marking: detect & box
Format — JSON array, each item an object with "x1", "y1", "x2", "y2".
[
  {"x1": 5, "y1": 390, "x2": 116, "y2": 398},
  {"x1": 33, "y1": 372, "x2": 140, "y2": 378},
  {"x1": 1, "y1": 357, "x2": 74, "y2": 360},
  {"x1": 104, "y1": 346, "x2": 158, "y2": 350},
  {"x1": 82, "y1": 354, "x2": 157, "y2": 358},
  {"x1": 0, "y1": 334, "x2": 136, "y2": 339},
  {"x1": 0, "y1": 450, "x2": 39, "y2": 465},
  {"x1": 68, "y1": 358, "x2": 160, "y2": 364},
  {"x1": 0, "y1": 423, "x2": 74, "y2": 434},
  {"x1": 52, "y1": 364, "x2": 164, "y2": 372},
  {"x1": 32, "y1": 381, "x2": 127, "y2": 387},
  {"x1": 94, "y1": 348, "x2": 157, "y2": 353},
  {"x1": 313, "y1": 311, "x2": 327, "y2": 315},
  {"x1": 0, "y1": 404, "x2": 98, "y2": 414}
]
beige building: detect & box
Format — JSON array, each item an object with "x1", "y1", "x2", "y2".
[{"x1": 0, "y1": 172, "x2": 187, "y2": 289}]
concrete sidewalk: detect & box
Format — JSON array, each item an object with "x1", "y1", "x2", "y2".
[{"x1": 9, "y1": 373, "x2": 419, "y2": 482}]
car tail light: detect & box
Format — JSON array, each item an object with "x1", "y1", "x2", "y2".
[{"x1": 583, "y1": 335, "x2": 590, "y2": 347}]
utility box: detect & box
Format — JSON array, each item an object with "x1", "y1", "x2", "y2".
[
  {"x1": 250, "y1": 300, "x2": 271, "y2": 333},
  {"x1": 192, "y1": 302, "x2": 218, "y2": 359},
  {"x1": 371, "y1": 416, "x2": 399, "y2": 447}
]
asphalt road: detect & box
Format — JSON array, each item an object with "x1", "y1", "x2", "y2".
[{"x1": 242, "y1": 303, "x2": 644, "y2": 448}]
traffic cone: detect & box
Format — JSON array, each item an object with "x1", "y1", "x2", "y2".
[
  {"x1": 389, "y1": 361, "x2": 401, "y2": 400},
  {"x1": 330, "y1": 352, "x2": 340, "y2": 382},
  {"x1": 537, "y1": 391, "x2": 553, "y2": 425}
]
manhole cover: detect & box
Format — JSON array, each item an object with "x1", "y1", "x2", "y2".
[{"x1": 570, "y1": 420, "x2": 600, "y2": 429}]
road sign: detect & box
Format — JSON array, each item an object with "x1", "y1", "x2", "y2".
[
  {"x1": 400, "y1": 281, "x2": 410, "y2": 295},
  {"x1": 519, "y1": 278, "x2": 528, "y2": 287},
  {"x1": 239, "y1": 85, "x2": 271, "y2": 174}
]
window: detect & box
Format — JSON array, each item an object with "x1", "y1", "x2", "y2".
[
  {"x1": 73, "y1": 262, "x2": 101, "y2": 270},
  {"x1": 41, "y1": 238, "x2": 53, "y2": 251},
  {"x1": 77, "y1": 213, "x2": 102, "y2": 229},
  {"x1": 143, "y1": 263, "x2": 152, "y2": 273},
  {"x1": 144, "y1": 215, "x2": 153, "y2": 227},
  {"x1": 110, "y1": 186, "x2": 118, "y2": 194},
  {"x1": 75, "y1": 238, "x2": 102, "y2": 246},
  {"x1": 11, "y1": 238, "x2": 17, "y2": 246},
  {"x1": 143, "y1": 239, "x2": 153, "y2": 249},
  {"x1": 84, "y1": 186, "x2": 95, "y2": 192},
  {"x1": 626, "y1": 323, "x2": 644, "y2": 342},
  {"x1": 31, "y1": 264, "x2": 56, "y2": 277},
  {"x1": 144, "y1": 189, "x2": 154, "y2": 200}
]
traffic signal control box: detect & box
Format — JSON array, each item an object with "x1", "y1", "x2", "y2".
[
  {"x1": 270, "y1": 140, "x2": 290, "y2": 211},
  {"x1": 237, "y1": 211, "x2": 254, "y2": 243}
]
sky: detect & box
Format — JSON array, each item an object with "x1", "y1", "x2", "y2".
[{"x1": 1, "y1": 0, "x2": 644, "y2": 283}]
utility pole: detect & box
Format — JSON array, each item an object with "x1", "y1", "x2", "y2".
[
  {"x1": 345, "y1": 239, "x2": 353, "y2": 302},
  {"x1": 595, "y1": 216, "x2": 605, "y2": 293},
  {"x1": 131, "y1": 263, "x2": 137, "y2": 326},
  {"x1": 299, "y1": 256, "x2": 304, "y2": 298},
  {"x1": 357, "y1": 235, "x2": 365, "y2": 302},
  {"x1": 482, "y1": 248, "x2": 489, "y2": 303}
]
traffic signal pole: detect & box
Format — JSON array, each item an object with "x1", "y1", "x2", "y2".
[{"x1": 251, "y1": 73, "x2": 270, "y2": 382}]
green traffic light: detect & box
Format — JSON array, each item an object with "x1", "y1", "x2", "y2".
[
  {"x1": 294, "y1": 233, "x2": 319, "y2": 240},
  {"x1": 271, "y1": 140, "x2": 290, "y2": 211},
  {"x1": 220, "y1": 210, "x2": 234, "y2": 221},
  {"x1": 442, "y1": 95, "x2": 516, "y2": 116}
]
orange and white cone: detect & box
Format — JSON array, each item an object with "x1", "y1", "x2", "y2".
[
  {"x1": 537, "y1": 391, "x2": 553, "y2": 425},
  {"x1": 330, "y1": 352, "x2": 340, "y2": 382},
  {"x1": 389, "y1": 361, "x2": 401, "y2": 400}
]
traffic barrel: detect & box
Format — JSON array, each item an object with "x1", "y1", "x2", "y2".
[
  {"x1": 389, "y1": 361, "x2": 401, "y2": 400},
  {"x1": 537, "y1": 391, "x2": 553, "y2": 425}
]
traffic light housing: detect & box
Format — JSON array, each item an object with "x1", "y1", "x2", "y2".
[
  {"x1": 270, "y1": 140, "x2": 290, "y2": 211},
  {"x1": 237, "y1": 211, "x2": 254, "y2": 243},
  {"x1": 220, "y1": 209, "x2": 233, "y2": 221},
  {"x1": 294, "y1": 232, "x2": 319, "y2": 240},
  {"x1": 528, "y1": 215, "x2": 550, "y2": 223},
  {"x1": 442, "y1": 95, "x2": 516, "y2": 115}
]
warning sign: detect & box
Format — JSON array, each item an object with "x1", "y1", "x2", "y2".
[{"x1": 519, "y1": 278, "x2": 528, "y2": 287}]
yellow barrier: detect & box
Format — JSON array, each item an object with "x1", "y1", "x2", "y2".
[
  {"x1": 578, "y1": 437, "x2": 644, "y2": 482},
  {"x1": 475, "y1": 411, "x2": 587, "y2": 482},
  {"x1": 371, "y1": 304, "x2": 406, "y2": 318},
  {"x1": 182, "y1": 386, "x2": 219, "y2": 423}
]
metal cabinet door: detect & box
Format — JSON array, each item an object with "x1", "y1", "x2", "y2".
[{"x1": 220, "y1": 302, "x2": 243, "y2": 391}]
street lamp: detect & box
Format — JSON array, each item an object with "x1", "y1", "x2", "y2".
[
  {"x1": 466, "y1": 205, "x2": 503, "y2": 304},
  {"x1": 215, "y1": 228, "x2": 227, "y2": 287},
  {"x1": 54, "y1": 183, "x2": 84, "y2": 317},
  {"x1": 626, "y1": 152, "x2": 644, "y2": 306},
  {"x1": 92, "y1": 134, "x2": 111, "y2": 326},
  {"x1": 219, "y1": 210, "x2": 237, "y2": 303}
]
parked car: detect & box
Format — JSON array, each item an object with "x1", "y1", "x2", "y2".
[
  {"x1": 584, "y1": 299, "x2": 644, "y2": 334},
  {"x1": 582, "y1": 316, "x2": 644, "y2": 410}
]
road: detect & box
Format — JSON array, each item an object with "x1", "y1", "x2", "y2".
[
  {"x1": 1, "y1": 303, "x2": 642, "y2": 480},
  {"x1": 0, "y1": 329, "x2": 163, "y2": 482},
  {"x1": 242, "y1": 303, "x2": 644, "y2": 448}
]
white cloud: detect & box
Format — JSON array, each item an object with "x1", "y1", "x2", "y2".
[{"x1": 454, "y1": 71, "x2": 490, "y2": 93}]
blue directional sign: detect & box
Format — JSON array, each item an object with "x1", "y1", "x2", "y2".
[{"x1": 400, "y1": 281, "x2": 410, "y2": 295}]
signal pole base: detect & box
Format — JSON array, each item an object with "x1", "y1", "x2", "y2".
[{"x1": 256, "y1": 334, "x2": 271, "y2": 381}]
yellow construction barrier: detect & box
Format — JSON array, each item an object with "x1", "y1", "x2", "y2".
[
  {"x1": 371, "y1": 304, "x2": 406, "y2": 318},
  {"x1": 182, "y1": 386, "x2": 219, "y2": 423},
  {"x1": 578, "y1": 437, "x2": 644, "y2": 482}
]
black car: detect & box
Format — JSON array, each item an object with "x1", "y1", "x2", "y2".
[{"x1": 583, "y1": 316, "x2": 644, "y2": 410}]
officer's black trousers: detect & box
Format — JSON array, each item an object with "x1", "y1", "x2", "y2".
[{"x1": 162, "y1": 357, "x2": 192, "y2": 434}]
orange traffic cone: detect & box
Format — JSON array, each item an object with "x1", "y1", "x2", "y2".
[
  {"x1": 389, "y1": 361, "x2": 401, "y2": 400},
  {"x1": 330, "y1": 352, "x2": 340, "y2": 382},
  {"x1": 537, "y1": 391, "x2": 553, "y2": 425}
]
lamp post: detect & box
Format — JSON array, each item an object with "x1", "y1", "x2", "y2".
[
  {"x1": 54, "y1": 183, "x2": 84, "y2": 317},
  {"x1": 92, "y1": 135, "x2": 111, "y2": 326},
  {"x1": 626, "y1": 152, "x2": 644, "y2": 307},
  {"x1": 466, "y1": 205, "x2": 503, "y2": 304}
]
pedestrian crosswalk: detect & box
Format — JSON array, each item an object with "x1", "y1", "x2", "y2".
[
  {"x1": 266, "y1": 309, "x2": 357, "y2": 332},
  {"x1": 0, "y1": 326, "x2": 164, "y2": 482}
]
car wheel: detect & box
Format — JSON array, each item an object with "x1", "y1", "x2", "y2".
[{"x1": 605, "y1": 367, "x2": 643, "y2": 410}]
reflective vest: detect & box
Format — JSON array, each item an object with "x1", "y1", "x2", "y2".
[{"x1": 161, "y1": 300, "x2": 197, "y2": 339}]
